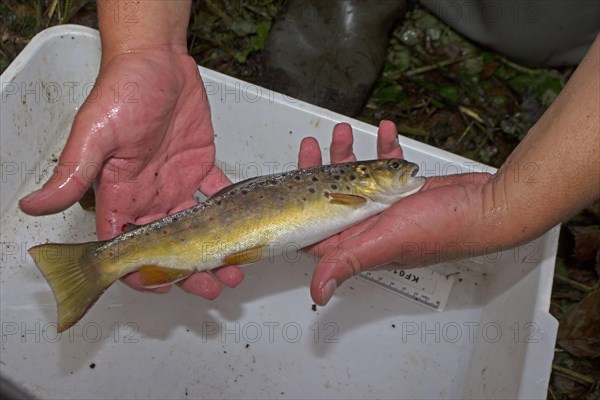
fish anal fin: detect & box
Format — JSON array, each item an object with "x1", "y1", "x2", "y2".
[
  {"x1": 329, "y1": 193, "x2": 367, "y2": 206},
  {"x1": 138, "y1": 266, "x2": 193, "y2": 288},
  {"x1": 223, "y1": 245, "x2": 267, "y2": 266}
]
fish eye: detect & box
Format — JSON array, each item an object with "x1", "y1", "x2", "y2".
[{"x1": 388, "y1": 159, "x2": 402, "y2": 169}]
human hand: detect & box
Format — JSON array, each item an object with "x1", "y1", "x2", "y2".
[
  {"x1": 298, "y1": 120, "x2": 493, "y2": 305},
  {"x1": 19, "y1": 50, "x2": 243, "y2": 299}
]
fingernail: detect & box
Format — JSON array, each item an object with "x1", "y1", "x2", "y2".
[
  {"x1": 320, "y1": 279, "x2": 337, "y2": 305},
  {"x1": 20, "y1": 189, "x2": 42, "y2": 202}
]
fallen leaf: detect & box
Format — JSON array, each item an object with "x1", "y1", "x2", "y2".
[{"x1": 557, "y1": 291, "x2": 600, "y2": 358}]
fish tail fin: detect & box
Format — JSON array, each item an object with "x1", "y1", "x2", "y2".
[{"x1": 28, "y1": 241, "x2": 116, "y2": 333}]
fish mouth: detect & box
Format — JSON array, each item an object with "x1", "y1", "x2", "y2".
[
  {"x1": 410, "y1": 164, "x2": 419, "y2": 177},
  {"x1": 397, "y1": 163, "x2": 421, "y2": 184},
  {"x1": 399, "y1": 163, "x2": 425, "y2": 197}
]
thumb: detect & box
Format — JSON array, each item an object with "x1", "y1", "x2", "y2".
[
  {"x1": 310, "y1": 221, "x2": 394, "y2": 306},
  {"x1": 19, "y1": 121, "x2": 110, "y2": 216}
]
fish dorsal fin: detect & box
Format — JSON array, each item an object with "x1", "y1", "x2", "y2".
[
  {"x1": 329, "y1": 193, "x2": 367, "y2": 206},
  {"x1": 138, "y1": 265, "x2": 193, "y2": 288},
  {"x1": 223, "y1": 245, "x2": 267, "y2": 266},
  {"x1": 208, "y1": 182, "x2": 242, "y2": 199},
  {"x1": 208, "y1": 177, "x2": 257, "y2": 199},
  {"x1": 123, "y1": 223, "x2": 141, "y2": 232}
]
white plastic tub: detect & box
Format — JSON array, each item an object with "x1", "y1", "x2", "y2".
[{"x1": 1, "y1": 25, "x2": 559, "y2": 399}]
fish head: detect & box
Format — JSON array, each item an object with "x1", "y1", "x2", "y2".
[{"x1": 349, "y1": 159, "x2": 426, "y2": 204}]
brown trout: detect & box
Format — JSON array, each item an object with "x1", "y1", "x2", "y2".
[{"x1": 29, "y1": 159, "x2": 425, "y2": 332}]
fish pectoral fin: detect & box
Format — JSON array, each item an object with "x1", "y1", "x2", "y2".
[
  {"x1": 223, "y1": 245, "x2": 267, "y2": 266},
  {"x1": 138, "y1": 266, "x2": 193, "y2": 289},
  {"x1": 329, "y1": 193, "x2": 367, "y2": 206}
]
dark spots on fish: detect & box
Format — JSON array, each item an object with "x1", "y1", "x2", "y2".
[
  {"x1": 294, "y1": 175, "x2": 301, "y2": 181},
  {"x1": 180, "y1": 238, "x2": 185, "y2": 242},
  {"x1": 89, "y1": 363, "x2": 96, "y2": 369},
  {"x1": 132, "y1": 198, "x2": 136, "y2": 202},
  {"x1": 144, "y1": 232, "x2": 150, "y2": 236},
  {"x1": 163, "y1": 230, "x2": 168, "y2": 235},
  {"x1": 359, "y1": 165, "x2": 367, "y2": 172},
  {"x1": 311, "y1": 304, "x2": 317, "y2": 312},
  {"x1": 268, "y1": 179, "x2": 277, "y2": 185},
  {"x1": 302, "y1": 197, "x2": 307, "y2": 201},
  {"x1": 333, "y1": 175, "x2": 340, "y2": 180},
  {"x1": 454, "y1": 207, "x2": 457, "y2": 212},
  {"x1": 346, "y1": 185, "x2": 350, "y2": 191},
  {"x1": 241, "y1": 190, "x2": 248, "y2": 195},
  {"x1": 172, "y1": 216, "x2": 178, "y2": 221},
  {"x1": 324, "y1": 191, "x2": 330, "y2": 198},
  {"x1": 108, "y1": 251, "x2": 114, "y2": 257},
  {"x1": 259, "y1": 195, "x2": 264, "y2": 199},
  {"x1": 209, "y1": 216, "x2": 214, "y2": 221},
  {"x1": 288, "y1": 185, "x2": 293, "y2": 189},
  {"x1": 308, "y1": 188, "x2": 316, "y2": 194},
  {"x1": 312, "y1": 176, "x2": 319, "y2": 182},
  {"x1": 216, "y1": 200, "x2": 222, "y2": 205},
  {"x1": 349, "y1": 175, "x2": 356, "y2": 181},
  {"x1": 229, "y1": 191, "x2": 235, "y2": 196},
  {"x1": 340, "y1": 169, "x2": 346, "y2": 174},
  {"x1": 364, "y1": 173, "x2": 370, "y2": 178},
  {"x1": 279, "y1": 197, "x2": 285, "y2": 201},
  {"x1": 330, "y1": 184, "x2": 338, "y2": 190},
  {"x1": 154, "y1": 172, "x2": 158, "y2": 177}
]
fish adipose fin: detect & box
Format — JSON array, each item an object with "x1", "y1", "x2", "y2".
[
  {"x1": 223, "y1": 245, "x2": 268, "y2": 266},
  {"x1": 138, "y1": 266, "x2": 192, "y2": 288},
  {"x1": 329, "y1": 193, "x2": 367, "y2": 205},
  {"x1": 28, "y1": 241, "x2": 115, "y2": 333}
]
